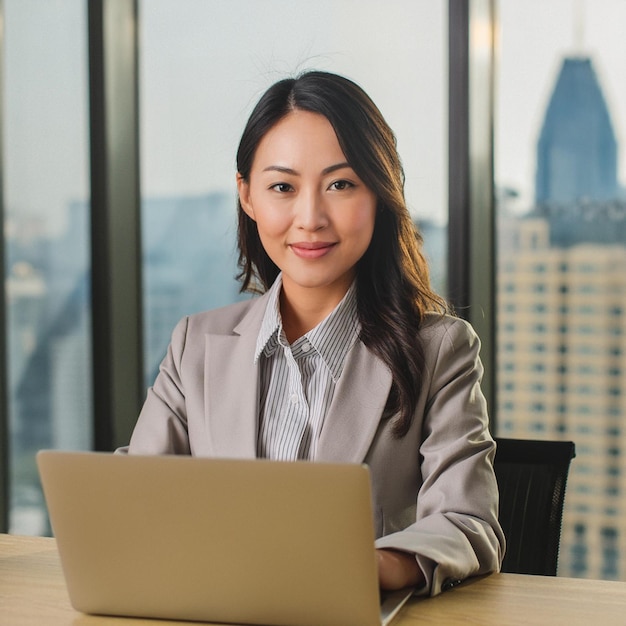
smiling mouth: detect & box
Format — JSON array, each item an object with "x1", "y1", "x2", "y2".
[{"x1": 289, "y1": 242, "x2": 337, "y2": 259}]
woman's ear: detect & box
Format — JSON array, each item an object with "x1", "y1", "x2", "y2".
[{"x1": 236, "y1": 173, "x2": 255, "y2": 221}]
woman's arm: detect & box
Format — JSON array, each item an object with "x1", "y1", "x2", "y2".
[
  {"x1": 373, "y1": 316, "x2": 505, "y2": 595},
  {"x1": 377, "y1": 548, "x2": 425, "y2": 590}
]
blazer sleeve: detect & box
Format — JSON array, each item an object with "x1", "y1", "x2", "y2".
[
  {"x1": 374, "y1": 317, "x2": 505, "y2": 595},
  {"x1": 118, "y1": 316, "x2": 192, "y2": 455}
]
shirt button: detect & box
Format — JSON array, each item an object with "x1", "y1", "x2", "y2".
[
  {"x1": 290, "y1": 394, "x2": 299, "y2": 404},
  {"x1": 301, "y1": 342, "x2": 311, "y2": 353}
]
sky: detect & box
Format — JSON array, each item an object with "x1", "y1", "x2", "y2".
[{"x1": 4, "y1": 0, "x2": 626, "y2": 233}]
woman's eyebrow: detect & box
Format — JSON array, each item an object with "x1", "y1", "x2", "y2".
[
  {"x1": 262, "y1": 165, "x2": 298, "y2": 175},
  {"x1": 261, "y1": 162, "x2": 352, "y2": 176},
  {"x1": 321, "y1": 162, "x2": 351, "y2": 175}
]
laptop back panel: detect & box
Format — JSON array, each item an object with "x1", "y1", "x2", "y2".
[{"x1": 37, "y1": 451, "x2": 382, "y2": 626}]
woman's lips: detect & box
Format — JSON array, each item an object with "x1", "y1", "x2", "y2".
[{"x1": 289, "y1": 241, "x2": 337, "y2": 259}]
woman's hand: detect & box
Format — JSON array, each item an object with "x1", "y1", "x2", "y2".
[{"x1": 376, "y1": 548, "x2": 425, "y2": 590}]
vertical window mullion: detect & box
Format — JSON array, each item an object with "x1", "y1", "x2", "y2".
[
  {"x1": 448, "y1": 0, "x2": 497, "y2": 424},
  {"x1": 88, "y1": 0, "x2": 143, "y2": 451}
]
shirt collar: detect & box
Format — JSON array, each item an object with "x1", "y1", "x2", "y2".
[
  {"x1": 254, "y1": 274, "x2": 283, "y2": 362},
  {"x1": 254, "y1": 274, "x2": 360, "y2": 382}
]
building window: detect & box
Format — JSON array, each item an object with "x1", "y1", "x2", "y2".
[{"x1": 601, "y1": 528, "x2": 619, "y2": 580}]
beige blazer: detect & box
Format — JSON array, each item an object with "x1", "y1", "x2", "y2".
[{"x1": 121, "y1": 292, "x2": 505, "y2": 595}]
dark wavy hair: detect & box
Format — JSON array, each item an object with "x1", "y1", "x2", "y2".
[{"x1": 236, "y1": 71, "x2": 449, "y2": 436}]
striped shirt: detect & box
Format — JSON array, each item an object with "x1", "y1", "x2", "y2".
[{"x1": 254, "y1": 275, "x2": 359, "y2": 461}]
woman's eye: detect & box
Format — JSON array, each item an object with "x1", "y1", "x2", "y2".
[
  {"x1": 270, "y1": 183, "x2": 293, "y2": 193},
  {"x1": 329, "y1": 180, "x2": 354, "y2": 191}
]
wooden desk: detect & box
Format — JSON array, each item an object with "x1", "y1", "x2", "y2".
[{"x1": 2, "y1": 533, "x2": 626, "y2": 625}]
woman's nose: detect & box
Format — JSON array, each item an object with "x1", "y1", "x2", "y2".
[{"x1": 294, "y1": 190, "x2": 329, "y2": 231}]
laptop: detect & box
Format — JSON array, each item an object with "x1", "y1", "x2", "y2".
[{"x1": 37, "y1": 451, "x2": 414, "y2": 626}]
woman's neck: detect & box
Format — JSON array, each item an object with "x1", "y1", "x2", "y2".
[{"x1": 279, "y1": 282, "x2": 349, "y2": 343}]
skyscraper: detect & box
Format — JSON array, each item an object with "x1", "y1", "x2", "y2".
[{"x1": 536, "y1": 57, "x2": 619, "y2": 205}]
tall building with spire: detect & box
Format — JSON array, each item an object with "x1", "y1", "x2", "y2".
[{"x1": 535, "y1": 57, "x2": 619, "y2": 205}]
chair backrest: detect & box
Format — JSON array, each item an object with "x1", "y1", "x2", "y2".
[{"x1": 494, "y1": 437, "x2": 576, "y2": 576}]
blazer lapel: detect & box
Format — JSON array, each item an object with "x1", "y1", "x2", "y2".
[
  {"x1": 204, "y1": 295, "x2": 268, "y2": 459},
  {"x1": 316, "y1": 340, "x2": 392, "y2": 463},
  {"x1": 203, "y1": 294, "x2": 392, "y2": 463}
]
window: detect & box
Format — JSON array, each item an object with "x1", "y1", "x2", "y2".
[
  {"x1": 496, "y1": 0, "x2": 626, "y2": 580},
  {"x1": 578, "y1": 284, "x2": 597, "y2": 294},
  {"x1": 5, "y1": 0, "x2": 91, "y2": 534}
]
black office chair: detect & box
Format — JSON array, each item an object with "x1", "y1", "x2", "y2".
[{"x1": 493, "y1": 437, "x2": 576, "y2": 576}]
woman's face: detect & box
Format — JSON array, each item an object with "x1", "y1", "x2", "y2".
[{"x1": 237, "y1": 109, "x2": 377, "y2": 307}]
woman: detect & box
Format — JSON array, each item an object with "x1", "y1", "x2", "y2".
[{"x1": 121, "y1": 71, "x2": 505, "y2": 595}]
